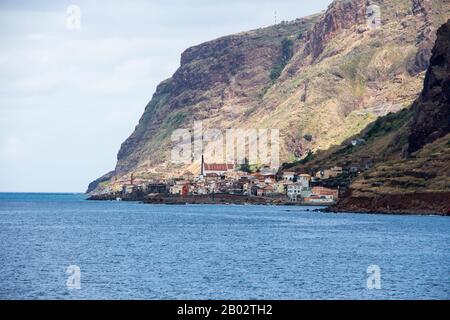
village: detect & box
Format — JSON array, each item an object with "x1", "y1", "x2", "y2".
[{"x1": 96, "y1": 155, "x2": 357, "y2": 206}]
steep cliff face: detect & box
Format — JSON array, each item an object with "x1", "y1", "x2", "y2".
[
  {"x1": 408, "y1": 0, "x2": 437, "y2": 75},
  {"x1": 409, "y1": 20, "x2": 450, "y2": 152},
  {"x1": 89, "y1": 0, "x2": 450, "y2": 194},
  {"x1": 318, "y1": 20, "x2": 450, "y2": 215},
  {"x1": 113, "y1": 17, "x2": 319, "y2": 175},
  {"x1": 301, "y1": 0, "x2": 368, "y2": 61}
]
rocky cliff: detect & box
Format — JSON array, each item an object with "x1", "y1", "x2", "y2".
[
  {"x1": 306, "y1": 20, "x2": 450, "y2": 215},
  {"x1": 408, "y1": 20, "x2": 450, "y2": 152},
  {"x1": 88, "y1": 0, "x2": 450, "y2": 194}
]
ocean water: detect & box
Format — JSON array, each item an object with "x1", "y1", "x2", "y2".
[{"x1": 0, "y1": 193, "x2": 449, "y2": 300}]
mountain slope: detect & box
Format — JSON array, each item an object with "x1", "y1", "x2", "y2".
[
  {"x1": 293, "y1": 19, "x2": 449, "y2": 214},
  {"x1": 89, "y1": 0, "x2": 450, "y2": 194},
  {"x1": 335, "y1": 20, "x2": 450, "y2": 214}
]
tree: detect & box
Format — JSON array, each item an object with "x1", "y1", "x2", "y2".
[{"x1": 239, "y1": 157, "x2": 251, "y2": 173}]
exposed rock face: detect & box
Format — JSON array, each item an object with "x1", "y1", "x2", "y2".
[
  {"x1": 411, "y1": 0, "x2": 433, "y2": 16},
  {"x1": 86, "y1": 171, "x2": 115, "y2": 194},
  {"x1": 333, "y1": 191, "x2": 450, "y2": 215},
  {"x1": 407, "y1": 0, "x2": 436, "y2": 75},
  {"x1": 306, "y1": 20, "x2": 450, "y2": 215},
  {"x1": 302, "y1": 0, "x2": 367, "y2": 61},
  {"x1": 89, "y1": 0, "x2": 450, "y2": 194},
  {"x1": 113, "y1": 19, "x2": 316, "y2": 175},
  {"x1": 407, "y1": 26, "x2": 436, "y2": 75},
  {"x1": 409, "y1": 20, "x2": 450, "y2": 153}
]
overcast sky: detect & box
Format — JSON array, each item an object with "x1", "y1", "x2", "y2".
[{"x1": 0, "y1": 0, "x2": 332, "y2": 192}]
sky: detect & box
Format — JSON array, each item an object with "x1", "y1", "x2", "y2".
[{"x1": 0, "y1": 0, "x2": 333, "y2": 192}]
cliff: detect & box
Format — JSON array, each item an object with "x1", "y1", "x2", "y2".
[
  {"x1": 88, "y1": 0, "x2": 450, "y2": 194},
  {"x1": 303, "y1": 20, "x2": 450, "y2": 215},
  {"x1": 408, "y1": 19, "x2": 450, "y2": 153}
]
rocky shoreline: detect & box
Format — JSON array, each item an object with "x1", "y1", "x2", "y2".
[
  {"x1": 329, "y1": 191, "x2": 450, "y2": 216},
  {"x1": 87, "y1": 191, "x2": 450, "y2": 216},
  {"x1": 87, "y1": 193, "x2": 331, "y2": 207}
]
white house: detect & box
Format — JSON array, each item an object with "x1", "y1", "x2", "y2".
[
  {"x1": 282, "y1": 171, "x2": 296, "y2": 181},
  {"x1": 297, "y1": 174, "x2": 312, "y2": 188},
  {"x1": 287, "y1": 184, "x2": 311, "y2": 201}
]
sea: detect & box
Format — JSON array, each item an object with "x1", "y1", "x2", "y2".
[{"x1": 0, "y1": 193, "x2": 449, "y2": 300}]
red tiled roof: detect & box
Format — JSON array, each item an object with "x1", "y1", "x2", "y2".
[
  {"x1": 312, "y1": 186, "x2": 338, "y2": 196},
  {"x1": 204, "y1": 163, "x2": 234, "y2": 171},
  {"x1": 205, "y1": 173, "x2": 219, "y2": 177}
]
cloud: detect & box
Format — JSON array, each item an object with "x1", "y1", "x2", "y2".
[
  {"x1": 0, "y1": 136, "x2": 27, "y2": 159},
  {"x1": 27, "y1": 33, "x2": 54, "y2": 40},
  {"x1": 114, "y1": 58, "x2": 154, "y2": 77},
  {"x1": 9, "y1": 72, "x2": 62, "y2": 94},
  {"x1": 0, "y1": 0, "x2": 333, "y2": 192}
]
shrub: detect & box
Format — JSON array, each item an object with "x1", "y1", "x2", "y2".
[{"x1": 270, "y1": 38, "x2": 294, "y2": 82}]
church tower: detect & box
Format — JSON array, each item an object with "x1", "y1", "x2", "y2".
[{"x1": 200, "y1": 154, "x2": 204, "y2": 176}]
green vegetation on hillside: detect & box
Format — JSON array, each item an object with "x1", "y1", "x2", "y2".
[
  {"x1": 270, "y1": 38, "x2": 294, "y2": 81},
  {"x1": 362, "y1": 108, "x2": 413, "y2": 142}
]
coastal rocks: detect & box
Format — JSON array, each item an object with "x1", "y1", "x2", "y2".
[
  {"x1": 332, "y1": 191, "x2": 450, "y2": 215},
  {"x1": 145, "y1": 194, "x2": 270, "y2": 205},
  {"x1": 86, "y1": 170, "x2": 115, "y2": 194},
  {"x1": 87, "y1": 188, "x2": 146, "y2": 201}
]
